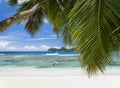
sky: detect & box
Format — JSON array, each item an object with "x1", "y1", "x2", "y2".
[{"x1": 0, "y1": 0, "x2": 63, "y2": 51}]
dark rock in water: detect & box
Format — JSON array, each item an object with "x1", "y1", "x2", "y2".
[
  {"x1": 52, "y1": 61, "x2": 59, "y2": 66},
  {"x1": 35, "y1": 66, "x2": 50, "y2": 68}
]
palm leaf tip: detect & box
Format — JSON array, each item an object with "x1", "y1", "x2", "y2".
[
  {"x1": 25, "y1": 17, "x2": 43, "y2": 35},
  {"x1": 80, "y1": 47, "x2": 112, "y2": 75}
]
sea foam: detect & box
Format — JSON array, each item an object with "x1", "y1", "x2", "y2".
[
  {"x1": 0, "y1": 54, "x2": 5, "y2": 56},
  {"x1": 13, "y1": 55, "x2": 25, "y2": 58}
]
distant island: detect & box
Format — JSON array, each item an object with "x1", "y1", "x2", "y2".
[{"x1": 48, "y1": 47, "x2": 74, "y2": 52}]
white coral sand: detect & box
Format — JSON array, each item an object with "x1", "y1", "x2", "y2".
[{"x1": 0, "y1": 69, "x2": 120, "y2": 88}]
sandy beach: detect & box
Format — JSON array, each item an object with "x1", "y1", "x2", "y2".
[{"x1": 0, "y1": 69, "x2": 120, "y2": 88}]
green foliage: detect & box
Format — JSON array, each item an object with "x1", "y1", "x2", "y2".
[
  {"x1": 7, "y1": 0, "x2": 17, "y2": 6},
  {"x1": 25, "y1": 8, "x2": 44, "y2": 35},
  {"x1": 47, "y1": 0, "x2": 76, "y2": 34},
  {"x1": 17, "y1": 0, "x2": 45, "y2": 35},
  {"x1": 17, "y1": 1, "x2": 35, "y2": 12},
  {"x1": 64, "y1": 0, "x2": 120, "y2": 75},
  {"x1": 47, "y1": 0, "x2": 65, "y2": 34},
  {"x1": 7, "y1": 0, "x2": 76, "y2": 35}
]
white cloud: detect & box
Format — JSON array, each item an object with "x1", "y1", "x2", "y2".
[
  {"x1": 0, "y1": 41, "x2": 17, "y2": 51},
  {"x1": 0, "y1": 35, "x2": 13, "y2": 39},
  {"x1": 0, "y1": 40, "x2": 50, "y2": 51},
  {"x1": 18, "y1": 0, "x2": 30, "y2": 4},
  {"x1": 24, "y1": 45, "x2": 37, "y2": 50},
  {"x1": 6, "y1": 46, "x2": 17, "y2": 50},
  {"x1": 23, "y1": 45, "x2": 50, "y2": 51},
  {"x1": 40, "y1": 45, "x2": 50, "y2": 51},
  {"x1": 43, "y1": 18, "x2": 49, "y2": 24},
  {"x1": 0, "y1": 41, "x2": 11, "y2": 48},
  {"x1": 54, "y1": 46, "x2": 60, "y2": 49},
  {"x1": 27, "y1": 37, "x2": 56, "y2": 41}
]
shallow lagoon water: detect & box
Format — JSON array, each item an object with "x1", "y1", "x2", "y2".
[
  {"x1": 0, "y1": 51, "x2": 120, "y2": 70},
  {"x1": 0, "y1": 52, "x2": 80, "y2": 70}
]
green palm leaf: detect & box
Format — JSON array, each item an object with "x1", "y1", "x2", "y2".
[
  {"x1": 25, "y1": 8, "x2": 44, "y2": 35},
  {"x1": 17, "y1": 1, "x2": 34, "y2": 12},
  {"x1": 47, "y1": 0, "x2": 65, "y2": 34},
  {"x1": 65, "y1": 0, "x2": 120, "y2": 75},
  {"x1": 17, "y1": 0, "x2": 45, "y2": 35},
  {"x1": 47, "y1": 0, "x2": 76, "y2": 34},
  {"x1": 7, "y1": 0, "x2": 17, "y2": 6}
]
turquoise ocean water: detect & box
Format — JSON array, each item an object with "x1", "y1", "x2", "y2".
[{"x1": 0, "y1": 51, "x2": 120, "y2": 70}]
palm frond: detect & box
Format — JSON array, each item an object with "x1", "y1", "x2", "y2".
[
  {"x1": 17, "y1": 1, "x2": 35, "y2": 12},
  {"x1": 64, "y1": 0, "x2": 120, "y2": 75},
  {"x1": 0, "y1": 3, "x2": 40, "y2": 32},
  {"x1": 61, "y1": 26, "x2": 73, "y2": 46},
  {"x1": 47, "y1": 0, "x2": 69, "y2": 34},
  {"x1": 60, "y1": 0, "x2": 77, "y2": 45},
  {"x1": 47, "y1": 0, "x2": 64, "y2": 32},
  {"x1": 7, "y1": 0, "x2": 18, "y2": 6},
  {"x1": 16, "y1": 0, "x2": 47, "y2": 35},
  {"x1": 25, "y1": 8, "x2": 44, "y2": 35},
  {"x1": 47, "y1": 0, "x2": 76, "y2": 35}
]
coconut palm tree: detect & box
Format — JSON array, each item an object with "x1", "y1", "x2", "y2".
[
  {"x1": 0, "y1": 0, "x2": 120, "y2": 75},
  {"x1": 0, "y1": 0, "x2": 75, "y2": 35}
]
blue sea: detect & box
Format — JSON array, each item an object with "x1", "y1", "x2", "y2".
[{"x1": 0, "y1": 51, "x2": 120, "y2": 70}]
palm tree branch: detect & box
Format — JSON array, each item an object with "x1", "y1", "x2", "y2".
[{"x1": 0, "y1": 3, "x2": 40, "y2": 32}]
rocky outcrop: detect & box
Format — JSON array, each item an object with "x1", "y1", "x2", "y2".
[{"x1": 48, "y1": 47, "x2": 74, "y2": 52}]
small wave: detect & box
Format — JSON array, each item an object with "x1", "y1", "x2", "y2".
[
  {"x1": 46, "y1": 53, "x2": 59, "y2": 56},
  {"x1": 46, "y1": 53, "x2": 79, "y2": 56},
  {"x1": 58, "y1": 54, "x2": 80, "y2": 56},
  {"x1": 13, "y1": 55, "x2": 25, "y2": 58},
  {"x1": 0, "y1": 54, "x2": 5, "y2": 56}
]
